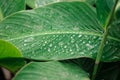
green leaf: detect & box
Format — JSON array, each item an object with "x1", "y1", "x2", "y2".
[
  {"x1": 26, "y1": 0, "x2": 95, "y2": 8},
  {"x1": 0, "y1": 39, "x2": 25, "y2": 73},
  {"x1": 96, "y1": 0, "x2": 115, "y2": 27},
  {"x1": 0, "y1": 2, "x2": 120, "y2": 61},
  {"x1": 0, "y1": 0, "x2": 25, "y2": 21},
  {"x1": 13, "y1": 61, "x2": 90, "y2": 80}
]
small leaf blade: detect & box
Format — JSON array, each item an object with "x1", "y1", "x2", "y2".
[{"x1": 0, "y1": 39, "x2": 25, "y2": 73}]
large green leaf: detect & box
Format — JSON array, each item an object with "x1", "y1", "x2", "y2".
[
  {"x1": 13, "y1": 61, "x2": 90, "y2": 80},
  {"x1": 26, "y1": 0, "x2": 95, "y2": 8},
  {"x1": 0, "y1": 0, "x2": 25, "y2": 21},
  {"x1": 96, "y1": 0, "x2": 115, "y2": 27},
  {"x1": 0, "y1": 39, "x2": 25, "y2": 73},
  {"x1": 0, "y1": 2, "x2": 120, "y2": 61}
]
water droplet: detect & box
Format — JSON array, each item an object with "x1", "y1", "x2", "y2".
[
  {"x1": 31, "y1": 43, "x2": 35, "y2": 47},
  {"x1": 49, "y1": 43, "x2": 52, "y2": 47},
  {"x1": 71, "y1": 52, "x2": 74, "y2": 54},
  {"x1": 71, "y1": 36, "x2": 73, "y2": 39},
  {"x1": 24, "y1": 37, "x2": 34, "y2": 42},
  {"x1": 5, "y1": 25, "x2": 10, "y2": 29},
  {"x1": 23, "y1": 43, "x2": 27, "y2": 46},
  {"x1": 80, "y1": 52, "x2": 84, "y2": 55},
  {"x1": 83, "y1": 41, "x2": 85, "y2": 44},
  {"x1": 71, "y1": 39, "x2": 75, "y2": 43},
  {"x1": 48, "y1": 48, "x2": 51, "y2": 52},
  {"x1": 58, "y1": 41, "x2": 64, "y2": 46},
  {"x1": 42, "y1": 44, "x2": 45, "y2": 47},
  {"x1": 64, "y1": 45, "x2": 67, "y2": 48},
  {"x1": 86, "y1": 44, "x2": 93, "y2": 49},
  {"x1": 69, "y1": 49, "x2": 72, "y2": 52},
  {"x1": 73, "y1": 26, "x2": 79, "y2": 31},
  {"x1": 78, "y1": 35, "x2": 82, "y2": 38},
  {"x1": 44, "y1": 41, "x2": 47, "y2": 44}
]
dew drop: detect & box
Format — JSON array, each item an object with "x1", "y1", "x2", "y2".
[
  {"x1": 48, "y1": 48, "x2": 51, "y2": 52},
  {"x1": 49, "y1": 43, "x2": 53, "y2": 47},
  {"x1": 31, "y1": 43, "x2": 35, "y2": 47},
  {"x1": 5, "y1": 25, "x2": 10, "y2": 29},
  {"x1": 80, "y1": 52, "x2": 84, "y2": 55},
  {"x1": 58, "y1": 41, "x2": 64, "y2": 46},
  {"x1": 24, "y1": 37, "x2": 34, "y2": 42},
  {"x1": 64, "y1": 45, "x2": 67, "y2": 48},
  {"x1": 44, "y1": 41, "x2": 47, "y2": 44},
  {"x1": 86, "y1": 43, "x2": 93, "y2": 49},
  {"x1": 71, "y1": 36, "x2": 73, "y2": 39},
  {"x1": 73, "y1": 26, "x2": 79, "y2": 31},
  {"x1": 71, "y1": 39, "x2": 75, "y2": 43},
  {"x1": 71, "y1": 52, "x2": 74, "y2": 54},
  {"x1": 69, "y1": 49, "x2": 72, "y2": 52},
  {"x1": 78, "y1": 34, "x2": 82, "y2": 38},
  {"x1": 83, "y1": 41, "x2": 85, "y2": 44},
  {"x1": 23, "y1": 43, "x2": 27, "y2": 46}
]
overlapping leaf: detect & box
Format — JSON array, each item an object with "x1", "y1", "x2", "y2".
[
  {"x1": 0, "y1": 2, "x2": 120, "y2": 61},
  {"x1": 0, "y1": 39, "x2": 25, "y2": 73},
  {"x1": 0, "y1": 0, "x2": 25, "y2": 21},
  {"x1": 26, "y1": 0, "x2": 95, "y2": 8},
  {"x1": 96, "y1": 0, "x2": 115, "y2": 27},
  {"x1": 13, "y1": 61, "x2": 90, "y2": 80}
]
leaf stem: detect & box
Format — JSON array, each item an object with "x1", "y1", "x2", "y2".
[{"x1": 91, "y1": 0, "x2": 118, "y2": 80}]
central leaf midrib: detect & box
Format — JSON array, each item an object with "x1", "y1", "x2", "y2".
[{"x1": 6, "y1": 31, "x2": 120, "y2": 42}]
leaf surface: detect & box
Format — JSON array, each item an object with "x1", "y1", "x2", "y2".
[
  {"x1": 26, "y1": 0, "x2": 95, "y2": 8},
  {"x1": 96, "y1": 0, "x2": 114, "y2": 27},
  {"x1": 0, "y1": 0, "x2": 25, "y2": 20},
  {"x1": 0, "y1": 39, "x2": 25, "y2": 73},
  {"x1": 13, "y1": 61, "x2": 90, "y2": 80},
  {"x1": 0, "y1": 2, "x2": 120, "y2": 61}
]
